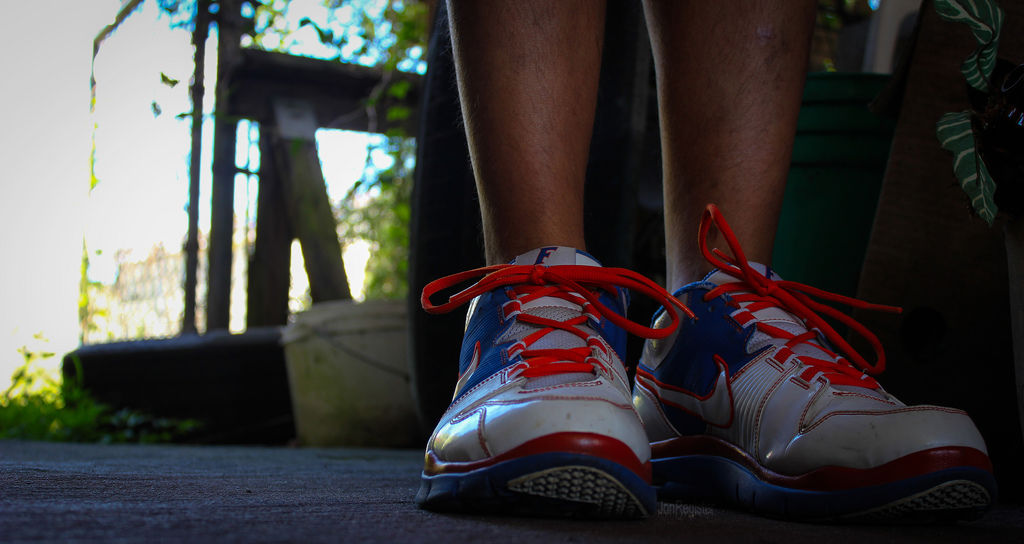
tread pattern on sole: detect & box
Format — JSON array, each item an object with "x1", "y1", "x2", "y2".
[
  {"x1": 417, "y1": 454, "x2": 655, "y2": 520},
  {"x1": 847, "y1": 480, "x2": 992, "y2": 523},
  {"x1": 507, "y1": 465, "x2": 645, "y2": 518}
]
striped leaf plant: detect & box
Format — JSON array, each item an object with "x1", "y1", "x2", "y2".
[{"x1": 934, "y1": 0, "x2": 1005, "y2": 225}]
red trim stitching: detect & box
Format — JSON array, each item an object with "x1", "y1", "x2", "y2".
[
  {"x1": 477, "y1": 406, "x2": 491, "y2": 456},
  {"x1": 425, "y1": 432, "x2": 652, "y2": 481},
  {"x1": 802, "y1": 406, "x2": 969, "y2": 434}
]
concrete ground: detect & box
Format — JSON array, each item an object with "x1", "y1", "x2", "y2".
[{"x1": 2, "y1": 440, "x2": 1022, "y2": 543}]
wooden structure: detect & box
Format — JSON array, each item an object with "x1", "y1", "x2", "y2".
[
  {"x1": 66, "y1": 0, "x2": 423, "y2": 445},
  {"x1": 193, "y1": 0, "x2": 420, "y2": 331}
]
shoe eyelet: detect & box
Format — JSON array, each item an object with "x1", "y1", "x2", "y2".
[{"x1": 508, "y1": 362, "x2": 529, "y2": 380}]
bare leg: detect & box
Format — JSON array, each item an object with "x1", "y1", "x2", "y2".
[
  {"x1": 644, "y1": 0, "x2": 817, "y2": 289},
  {"x1": 448, "y1": 1, "x2": 605, "y2": 265}
]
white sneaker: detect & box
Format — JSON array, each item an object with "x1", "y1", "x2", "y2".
[
  {"x1": 416, "y1": 246, "x2": 690, "y2": 518},
  {"x1": 633, "y1": 204, "x2": 997, "y2": 522}
]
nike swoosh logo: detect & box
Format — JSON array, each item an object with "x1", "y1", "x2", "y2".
[
  {"x1": 453, "y1": 341, "x2": 481, "y2": 400},
  {"x1": 636, "y1": 354, "x2": 734, "y2": 428}
]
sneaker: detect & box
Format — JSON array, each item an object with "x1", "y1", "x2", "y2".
[
  {"x1": 633, "y1": 204, "x2": 997, "y2": 522},
  {"x1": 416, "y1": 246, "x2": 691, "y2": 518}
]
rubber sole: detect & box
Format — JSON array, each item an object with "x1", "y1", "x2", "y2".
[
  {"x1": 654, "y1": 455, "x2": 996, "y2": 523},
  {"x1": 417, "y1": 453, "x2": 656, "y2": 519}
]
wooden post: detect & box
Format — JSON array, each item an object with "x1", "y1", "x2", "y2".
[
  {"x1": 271, "y1": 98, "x2": 352, "y2": 303},
  {"x1": 182, "y1": 0, "x2": 209, "y2": 335},
  {"x1": 246, "y1": 126, "x2": 293, "y2": 328},
  {"x1": 206, "y1": 0, "x2": 242, "y2": 331},
  {"x1": 225, "y1": 50, "x2": 420, "y2": 326}
]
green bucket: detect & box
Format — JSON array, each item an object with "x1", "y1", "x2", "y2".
[{"x1": 773, "y1": 72, "x2": 895, "y2": 296}]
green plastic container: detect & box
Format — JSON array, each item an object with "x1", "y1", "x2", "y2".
[{"x1": 773, "y1": 73, "x2": 895, "y2": 296}]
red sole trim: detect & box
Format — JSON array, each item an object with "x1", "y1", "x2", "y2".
[
  {"x1": 425, "y1": 432, "x2": 652, "y2": 482},
  {"x1": 651, "y1": 435, "x2": 992, "y2": 492}
]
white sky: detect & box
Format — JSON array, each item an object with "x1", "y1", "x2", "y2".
[
  {"x1": 0, "y1": 2, "x2": 111, "y2": 385},
  {"x1": 0, "y1": 1, "x2": 382, "y2": 388}
]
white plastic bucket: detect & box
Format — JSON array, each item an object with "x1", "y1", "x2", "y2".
[{"x1": 281, "y1": 299, "x2": 418, "y2": 447}]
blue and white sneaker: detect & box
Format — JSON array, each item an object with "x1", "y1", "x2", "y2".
[
  {"x1": 633, "y1": 204, "x2": 997, "y2": 522},
  {"x1": 417, "y1": 246, "x2": 690, "y2": 518}
]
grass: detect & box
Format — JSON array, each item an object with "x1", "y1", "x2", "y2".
[{"x1": 0, "y1": 346, "x2": 200, "y2": 443}]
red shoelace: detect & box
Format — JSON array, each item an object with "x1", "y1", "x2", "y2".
[
  {"x1": 422, "y1": 262, "x2": 693, "y2": 378},
  {"x1": 698, "y1": 204, "x2": 901, "y2": 388}
]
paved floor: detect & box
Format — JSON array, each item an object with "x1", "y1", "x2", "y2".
[{"x1": 2, "y1": 440, "x2": 1022, "y2": 543}]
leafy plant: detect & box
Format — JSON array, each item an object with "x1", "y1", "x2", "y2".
[
  {"x1": 1, "y1": 347, "x2": 201, "y2": 443},
  {"x1": 937, "y1": 111, "x2": 998, "y2": 224},
  {"x1": 934, "y1": 0, "x2": 1006, "y2": 225},
  {"x1": 934, "y1": 0, "x2": 1005, "y2": 92},
  {"x1": 338, "y1": 135, "x2": 415, "y2": 299}
]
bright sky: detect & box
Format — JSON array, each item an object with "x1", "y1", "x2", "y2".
[
  {"x1": 0, "y1": 1, "x2": 385, "y2": 389},
  {"x1": 0, "y1": 2, "x2": 109, "y2": 386}
]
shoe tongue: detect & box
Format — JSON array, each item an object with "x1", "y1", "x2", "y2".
[
  {"x1": 705, "y1": 263, "x2": 884, "y2": 392},
  {"x1": 511, "y1": 246, "x2": 601, "y2": 267},
  {"x1": 503, "y1": 247, "x2": 601, "y2": 351},
  {"x1": 705, "y1": 263, "x2": 824, "y2": 357},
  {"x1": 703, "y1": 262, "x2": 778, "y2": 286},
  {"x1": 504, "y1": 247, "x2": 603, "y2": 386}
]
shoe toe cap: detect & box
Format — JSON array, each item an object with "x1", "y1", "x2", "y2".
[
  {"x1": 430, "y1": 393, "x2": 650, "y2": 466},
  {"x1": 771, "y1": 405, "x2": 988, "y2": 475}
]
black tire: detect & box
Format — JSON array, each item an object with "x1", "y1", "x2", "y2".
[{"x1": 62, "y1": 328, "x2": 294, "y2": 444}]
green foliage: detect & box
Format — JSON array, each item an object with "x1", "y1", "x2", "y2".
[
  {"x1": 812, "y1": 0, "x2": 876, "y2": 72},
  {"x1": 1, "y1": 347, "x2": 200, "y2": 443},
  {"x1": 337, "y1": 136, "x2": 414, "y2": 299},
  {"x1": 937, "y1": 111, "x2": 998, "y2": 224},
  {"x1": 253, "y1": 0, "x2": 427, "y2": 73},
  {"x1": 815, "y1": 0, "x2": 874, "y2": 30},
  {"x1": 934, "y1": 0, "x2": 1005, "y2": 224},
  {"x1": 934, "y1": 0, "x2": 1005, "y2": 92},
  {"x1": 160, "y1": 72, "x2": 181, "y2": 87}
]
